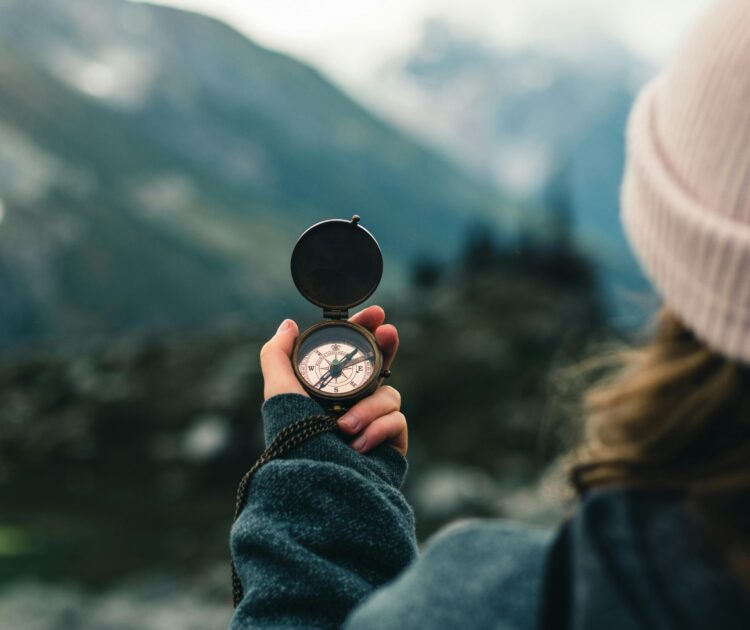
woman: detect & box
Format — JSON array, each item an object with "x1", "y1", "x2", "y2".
[{"x1": 230, "y1": 0, "x2": 750, "y2": 627}]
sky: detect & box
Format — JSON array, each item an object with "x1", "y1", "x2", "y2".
[{"x1": 138, "y1": 0, "x2": 713, "y2": 91}]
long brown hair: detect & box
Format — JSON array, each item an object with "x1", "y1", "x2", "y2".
[{"x1": 571, "y1": 308, "x2": 750, "y2": 587}]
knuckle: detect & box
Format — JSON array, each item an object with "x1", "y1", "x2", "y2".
[{"x1": 382, "y1": 385, "x2": 401, "y2": 407}]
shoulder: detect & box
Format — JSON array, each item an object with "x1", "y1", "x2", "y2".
[
  {"x1": 345, "y1": 519, "x2": 554, "y2": 630},
  {"x1": 425, "y1": 517, "x2": 553, "y2": 558}
]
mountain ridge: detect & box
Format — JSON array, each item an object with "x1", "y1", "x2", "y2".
[
  {"x1": 0, "y1": 0, "x2": 516, "y2": 348},
  {"x1": 368, "y1": 20, "x2": 653, "y2": 318}
]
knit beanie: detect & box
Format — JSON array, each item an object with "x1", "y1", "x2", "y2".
[{"x1": 621, "y1": 0, "x2": 750, "y2": 363}]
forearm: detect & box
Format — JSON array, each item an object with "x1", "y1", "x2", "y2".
[{"x1": 230, "y1": 394, "x2": 418, "y2": 629}]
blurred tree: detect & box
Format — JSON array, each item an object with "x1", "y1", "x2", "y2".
[
  {"x1": 397, "y1": 220, "x2": 606, "y2": 535},
  {"x1": 411, "y1": 255, "x2": 444, "y2": 291},
  {"x1": 544, "y1": 166, "x2": 575, "y2": 255},
  {"x1": 460, "y1": 222, "x2": 501, "y2": 271}
]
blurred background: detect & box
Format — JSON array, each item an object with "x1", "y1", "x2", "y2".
[{"x1": 0, "y1": 0, "x2": 712, "y2": 627}]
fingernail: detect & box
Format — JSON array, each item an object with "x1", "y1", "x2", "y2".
[
  {"x1": 352, "y1": 435, "x2": 367, "y2": 452},
  {"x1": 338, "y1": 414, "x2": 360, "y2": 432},
  {"x1": 277, "y1": 319, "x2": 291, "y2": 334}
]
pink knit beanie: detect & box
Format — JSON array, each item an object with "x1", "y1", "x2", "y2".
[{"x1": 622, "y1": 0, "x2": 750, "y2": 363}]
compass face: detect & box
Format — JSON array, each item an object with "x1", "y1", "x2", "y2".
[{"x1": 296, "y1": 323, "x2": 378, "y2": 397}]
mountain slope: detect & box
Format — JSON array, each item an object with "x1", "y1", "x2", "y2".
[
  {"x1": 0, "y1": 0, "x2": 510, "y2": 347},
  {"x1": 371, "y1": 20, "x2": 653, "y2": 318}
]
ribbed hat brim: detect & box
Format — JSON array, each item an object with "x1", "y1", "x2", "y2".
[{"x1": 621, "y1": 80, "x2": 750, "y2": 363}]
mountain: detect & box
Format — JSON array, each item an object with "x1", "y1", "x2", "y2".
[
  {"x1": 0, "y1": 0, "x2": 511, "y2": 348},
  {"x1": 369, "y1": 20, "x2": 654, "y2": 319}
]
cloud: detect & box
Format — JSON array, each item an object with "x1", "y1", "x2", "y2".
[{"x1": 136, "y1": 0, "x2": 712, "y2": 88}]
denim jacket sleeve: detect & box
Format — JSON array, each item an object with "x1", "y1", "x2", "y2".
[{"x1": 229, "y1": 393, "x2": 418, "y2": 629}]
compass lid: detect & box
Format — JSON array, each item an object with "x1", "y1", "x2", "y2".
[{"x1": 291, "y1": 215, "x2": 383, "y2": 312}]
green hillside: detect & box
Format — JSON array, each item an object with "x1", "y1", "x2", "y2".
[{"x1": 0, "y1": 0, "x2": 511, "y2": 347}]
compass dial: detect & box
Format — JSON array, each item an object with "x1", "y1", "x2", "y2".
[{"x1": 295, "y1": 323, "x2": 379, "y2": 397}]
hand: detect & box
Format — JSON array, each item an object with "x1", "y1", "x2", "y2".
[
  {"x1": 260, "y1": 305, "x2": 398, "y2": 398},
  {"x1": 260, "y1": 306, "x2": 408, "y2": 455},
  {"x1": 260, "y1": 308, "x2": 405, "y2": 456}
]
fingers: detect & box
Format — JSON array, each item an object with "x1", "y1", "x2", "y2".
[
  {"x1": 375, "y1": 324, "x2": 399, "y2": 371},
  {"x1": 343, "y1": 307, "x2": 404, "y2": 454},
  {"x1": 349, "y1": 305, "x2": 399, "y2": 371},
  {"x1": 260, "y1": 319, "x2": 308, "y2": 400},
  {"x1": 338, "y1": 385, "x2": 401, "y2": 434},
  {"x1": 349, "y1": 305, "x2": 385, "y2": 332},
  {"x1": 351, "y1": 411, "x2": 408, "y2": 456},
  {"x1": 338, "y1": 386, "x2": 406, "y2": 454}
]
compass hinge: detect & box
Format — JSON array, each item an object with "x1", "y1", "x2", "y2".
[{"x1": 323, "y1": 308, "x2": 349, "y2": 320}]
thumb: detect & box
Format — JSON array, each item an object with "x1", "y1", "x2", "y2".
[{"x1": 260, "y1": 319, "x2": 308, "y2": 400}]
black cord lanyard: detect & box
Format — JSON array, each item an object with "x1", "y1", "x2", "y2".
[{"x1": 230, "y1": 413, "x2": 339, "y2": 608}]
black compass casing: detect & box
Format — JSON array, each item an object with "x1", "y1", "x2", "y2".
[{"x1": 290, "y1": 215, "x2": 386, "y2": 413}]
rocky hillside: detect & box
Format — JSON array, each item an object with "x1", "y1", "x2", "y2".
[{"x1": 0, "y1": 225, "x2": 602, "y2": 587}]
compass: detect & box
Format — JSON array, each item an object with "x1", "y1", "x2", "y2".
[{"x1": 290, "y1": 215, "x2": 387, "y2": 413}]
